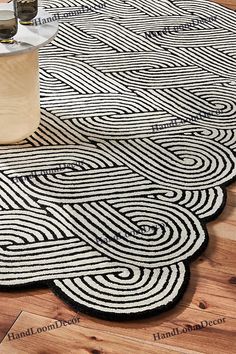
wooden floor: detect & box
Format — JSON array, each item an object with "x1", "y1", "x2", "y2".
[{"x1": 0, "y1": 0, "x2": 235, "y2": 353}]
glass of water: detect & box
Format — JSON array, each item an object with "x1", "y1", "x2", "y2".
[
  {"x1": 16, "y1": 0, "x2": 38, "y2": 25},
  {"x1": 0, "y1": 2, "x2": 18, "y2": 44}
]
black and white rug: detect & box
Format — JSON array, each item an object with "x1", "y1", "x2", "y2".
[{"x1": 0, "y1": 0, "x2": 235, "y2": 321}]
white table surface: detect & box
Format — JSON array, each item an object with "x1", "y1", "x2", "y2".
[{"x1": 0, "y1": 7, "x2": 58, "y2": 57}]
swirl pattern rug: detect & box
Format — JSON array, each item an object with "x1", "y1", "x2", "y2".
[{"x1": 0, "y1": 0, "x2": 236, "y2": 321}]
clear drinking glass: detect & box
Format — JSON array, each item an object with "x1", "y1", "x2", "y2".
[
  {"x1": 0, "y1": 2, "x2": 18, "y2": 44},
  {"x1": 16, "y1": 0, "x2": 38, "y2": 25}
]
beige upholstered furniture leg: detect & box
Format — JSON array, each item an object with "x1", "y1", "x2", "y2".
[{"x1": 0, "y1": 50, "x2": 40, "y2": 144}]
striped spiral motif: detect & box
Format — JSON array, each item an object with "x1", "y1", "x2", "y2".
[
  {"x1": 53, "y1": 263, "x2": 186, "y2": 316},
  {"x1": 0, "y1": 0, "x2": 235, "y2": 320}
]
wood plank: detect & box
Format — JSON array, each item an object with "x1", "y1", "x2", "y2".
[
  {"x1": 193, "y1": 234, "x2": 236, "y2": 274},
  {"x1": 227, "y1": 192, "x2": 236, "y2": 208},
  {"x1": 73, "y1": 308, "x2": 235, "y2": 354},
  {"x1": 210, "y1": 0, "x2": 236, "y2": 9},
  {"x1": 228, "y1": 183, "x2": 236, "y2": 193},
  {"x1": 0, "y1": 288, "x2": 76, "y2": 342},
  {"x1": 0, "y1": 311, "x2": 183, "y2": 354},
  {"x1": 183, "y1": 268, "x2": 236, "y2": 319}
]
